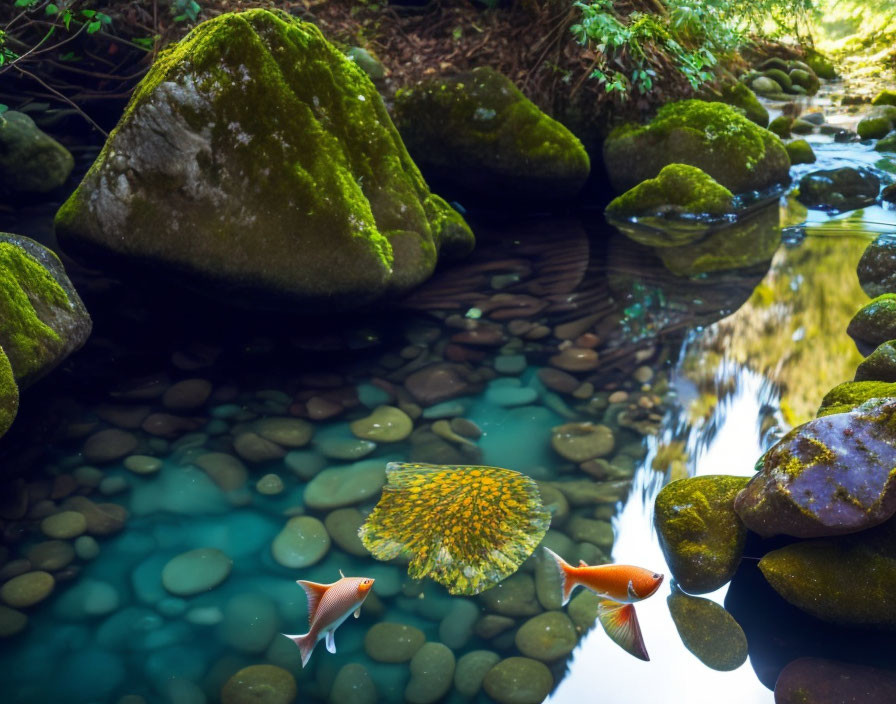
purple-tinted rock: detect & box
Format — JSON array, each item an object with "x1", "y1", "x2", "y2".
[
  {"x1": 404, "y1": 363, "x2": 482, "y2": 406},
  {"x1": 734, "y1": 399, "x2": 896, "y2": 538},
  {"x1": 775, "y1": 658, "x2": 896, "y2": 704}
]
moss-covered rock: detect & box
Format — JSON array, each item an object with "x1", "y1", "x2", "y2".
[
  {"x1": 758, "y1": 58, "x2": 788, "y2": 73},
  {"x1": 656, "y1": 200, "x2": 781, "y2": 276},
  {"x1": 797, "y1": 167, "x2": 880, "y2": 212},
  {"x1": 667, "y1": 586, "x2": 748, "y2": 670},
  {"x1": 603, "y1": 100, "x2": 790, "y2": 196},
  {"x1": 804, "y1": 49, "x2": 837, "y2": 80},
  {"x1": 788, "y1": 67, "x2": 819, "y2": 95},
  {"x1": 817, "y1": 380, "x2": 896, "y2": 416},
  {"x1": 0, "y1": 347, "x2": 19, "y2": 437},
  {"x1": 0, "y1": 234, "x2": 91, "y2": 388},
  {"x1": 735, "y1": 398, "x2": 896, "y2": 537},
  {"x1": 876, "y1": 133, "x2": 896, "y2": 152},
  {"x1": 776, "y1": 658, "x2": 896, "y2": 704},
  {"x1": 654, "y1": 475, "x2": 749, "y2": 593},
  {"x1": 55, "y1": 10, "x2": 473, "y2": 311},
  {"x1": 759, "y1": 517, "x2": 896, "y2": 628},
  {"x1": 763, "y1": 69, "x2": 792, "y2": 91},
  {"x1": 790, "y1": 118, "x2": 815, "y2": 135},
  {"x1": 872, "y1": 90, "x2": 896, "y2": 107},
  {"x1": 0, "y1": 111, "x2": 73, "y2": 195},
  {"x1": 847, "y1": 294, "x2": 896, "y2": 351},
  {"x1": 750, "y1": 76, "x2": 782, "y2": 96},
  {"x1": 855, "y1": 341, "x2": 896, "y2": 382},
  {"x1": 606, "y1": 163, "x2": 734, "y2": 222},
  {"x1": 785, "y1": 139, "x2": 816, "y2": 165},
  {"x1": 858, "y1": 116, "x2": 893, "y2": 140},
  {"x1": 768, "y1": 116, "x2": 792, "y2": 138},
  {"x1": 392, "y1": 67, "x2": 589, "y2": 205},
  {"x1": 857, "y1": 233, "x2": 896, "y2": 298},
  {"x1": 719, "y1": 83, "x2": 768, "y2": 128}
]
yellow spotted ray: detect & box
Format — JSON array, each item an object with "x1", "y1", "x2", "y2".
[{"x1": 359, "y1": 462, "x2": 551, "y2": 595}]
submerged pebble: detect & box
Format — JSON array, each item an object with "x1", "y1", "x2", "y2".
[
  {"x1": 271, "y1": 516, "x2": 330, "y2": 568},
  {"x1": 161, "y1": 548, "x2": 233, "y2": 596},
  {"x1": 0, "y1": 570, "x2": 54, "y2": 608},
  {"x1": 221, "y1": 664, "x2": 297, "y2": 704}
]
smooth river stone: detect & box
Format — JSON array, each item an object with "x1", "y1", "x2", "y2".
[
  {"x1": 551, "y1": 423, "x2": 614, "y2": 462},
  {"x1": 256, "y1": 473, "x2": 285, "y2": 495},
  {"x1": 161, "y1": 548, "x2": 233, "y2": 596},
  {"x1": 364, "y1": 622, "x2": 426, "y2": 663},
  {"x1": 63, "y1": 496, "x2": 128, "y2": 535},
  {"x1": 405, "y1": 642, "x2": 455, "y2": 704},
  {"x1": 271, "y1": 516, "x2": 330, "y2": 568},
  {"x1": 775, "y1": 658, "x2": 896, "y2": 704},
  {"x1": 0, "y1": 604, "x2": 27, "y2": 637},
  {"x1": 82, "y1": 428, "x2": 138, "y2": 463},
  {"x1": 735, "y1": 398, "x2": 896, "y2": 537},
  {"x1": 233, "y1": 432, "x2": 286, "y2": 463},
  {"x1": 455, "y1": 650, "x2": 501, "y2": 697},
  {"x1": 303, "y1": 460, "x2": 385, "y2": 510},
  {"x1": 331, "y1": 663, "x2": 377, "y2": 704},
  {"x1": 124, "y1": 455, "x2": 162, "y2": 474},
  {"x1": 549, "y1": 347, "x2": 598, "y2": 372},
  {"x1": 655, "y1": 475, "x2": 750, "y2": 593},
  {"x1": 482, "y1": 657, "x2": 554, "y2": 704},
  {"x1": 74, "y1": 535, "x2": 100, "y2": 560},
  {"x1": 667, "y1": 587, "x2": 747, "y2": 671},
  {"x1": 404, "y1": 363, "x2": 481, "y2": 406},
  {"x1": 54, "y1": 578, "x2": 120, "y2": 618},
  {"x1": 485, "y1": 384, "x2": 538, "y2": 407},
  {"x1": 350, "y1": 405, "x2": 413, "y2": 442},
  {"x1": 253, "y1": 417, "x2": 313, "y2": 447},
  {"x1": 162, "y1": 379, "x2": 213, "y2": 410},
  {"x1": 193, "y1": 452, "x2": 248, "y2": 490},
  {"x1": 1, "y1": 571, "x2": 54, "y2": 607},
  {"x1": 478, "y1": 574, "x2": 541, "y2": 617},
  {"x1": 566, "y1": 516, "x2": 613, "y2": 548},
  {"x1": 324, "y1": 508, "x2": 368, "y2": 556},
  {"x1": 438, "y1": 599, "x2": 480, "y2": 649},
  {"x1": 41, "y1": 510, "x2": 87, "y2": 539},
  {"x1": 26, "y1": 540, "x2": 75, "y2": 570},
  {"x1": 220, "y1": 593, "x2": 280, "y2": 653},
  {"x1": 221, "y1": 664, "x2": 297, "y2": 704},
  {"x1": 514, "y1": 611, "x2": 577, "y2": 661}
]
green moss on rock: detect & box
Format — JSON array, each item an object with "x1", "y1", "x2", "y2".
[
  {"x1": 817, "y1": 380, "x2": 896, "y2": 416},
  {"x1": 55, "y1": 9, "x2": 473, "y2": 311},
  {"x1": 759, "y1": 518, "x2": 896, "y2": 628},
  {"x1": 785, "y1": 139, "x2": 816, "y2": 165},
  {"x1": 876, "y1": 133, "x2": 896, "y2": 152},
  {"x1": 855, "y1": 340, "x2": 896, "y2": 382},
  {"x1": 847, "y1": 294, "x2": 896, "y2": 351},
  {"x1": 763, "y1": 68, "x2": 792, "y2": 91},
  {"x1": 788, "y1": 68, "x2": 819, "y2": 95},
  {"x1": 654, "y1": 475, "x2": 750, "y2": 593},
  {"x1": 858, "y1": 116, "x2": 893, "y2": 140},
  {"x1": 719, "y1": 83, "x2": 768, "y2": 128},
  {"x1": 606, "y1": 164, "x2": 734, "y2": 220},
  {"x1": 0, "y1": 347, "x2": 19, "y2": 437},
  {"x1": 0, "y1": 111, "x2": 73, "y2": 194},
  {"x1": 603, "y1": 100, "x2": 790, "y2": 195},
  {"x1": 768, "y1": 116, "x2": 792, "y2": 138},
  {"x1": 667, "y1": 586, "x2": 748, "y2": 670},
  {"x1": 872, "y1": 90, "x2": 896, "y2": 107},
  {"x1": 392, "y1": 67, "x2": 590, "y2": 204},
  {"x1": 804, "y1": 49, "x2": 837, "y2": 80}
]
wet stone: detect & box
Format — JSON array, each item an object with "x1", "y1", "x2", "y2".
[
  {"x1": 474, "y1": 614, "x2": 516, "y2": 639},
  {"x1": 220, "y1": 593, "x2": 280, "y2": 653},
  {"x1": 74, "y1": 535, "x2": 100, "y2": 560},
  {"x1": 775, "y1": 658, "x2": 896, "y2": 704},
  {"x1": 256, "y1": 473, "x2": 285, "y2": 495},
  {"x1": 350, "y1": 405, "x2": 413, "y2": 442},
  {"x1": 549, "y1": 347, "x2": 599, "y2": 372},
  {"x1": 161, "y1": 548, "x2": 233, "y2": 596},
  {"x1": 567, "y1": 590, "x2": 601, "y2": 632},
  {"x1": 405, "y1": 642, "x2": 455, "y2": 704},
  {"x1": 0, "y1": 604, "x2": 27, "y2": 637},
  {"x1": 364, "y1": 622, "x2": 426, "y2": 663},
  {"x1": 537, "y1": 368, "x2": 579, "y2": 394},
  {"x1": 82, "y1": 429, "x2": 138, "y2": 463},
  {"x1": 271, "y1": 516, "x2": 330, "y2": 568},
  {"x1": 515, "y1": 611, "x2": 577, "y2": 661},
  {"x1": 855, "y1": 340, "x2": 896, "y2": 382},
  {"x1": 1, "y1": 571, "x2": 54, "y2": 608},
  {"x1": 551, "y1": 423, "x2": 615, "y2": 462},
  {"x1": 284, "y1": 450, "x2": 326, "y2": 480},
  {"x1": 330, "y1": 663, "x2": 376, "y2": 704},
  {"x1": 324, "y1": 508, "x2": 369, "y2": 556},
  {"x1": 253, "y1": 417, "x2": 313, "y2": 447},
  {"x1": 438, "y1": 598, "x2": 479, "y2": 649},
  {"x1": 124, "y1": 455, "x2": 162, "y2": 475},
  {"x1": 41, "y1": 510, "x2": 87, "y2": 539},
  {"x1": 566, "y1": 516, "x2": 614, "y2": 548},
  {"x1": 233, "y1": 432, "x2": 286, "y2": 463},
  {"x1": 194, "y1": 452, "x2": 248, "y2": 491},
  {"x1": 303, "y1": 460, "x2": 385, "y2": 509},
  {"x1": 162, "y1": 379, "x2": 213, "y2": 410},
  {"x1": 494, "y1": 354, "x2": 527, "y2": 375},
  {"x1": 26, "y1": 540, "x2": 75, "y2": 571},
  {"x1": 455, "y1": 650, "x2": 501, "y2": 697},
  {"x1": 479, "y1": 574, "x2": 541, "y2": 616},
  {"x1": 482, "y1": 657, "x2": 554, "y2": 704},
  {"x1": 404, "y1": 363, "x2": 481, "y2": 406},
  {"x1": 73, "y1": 465, "x2": 104, "y2": 487},
  {"x1": 62, "y1": 497, "x2": 127, "y2": 536},
  {"x1": 220, "y1": 664, "x2": 297, "y2": 704},
  {"x1": 54, "y1": 578, "x2": 120, "y2": 618}
]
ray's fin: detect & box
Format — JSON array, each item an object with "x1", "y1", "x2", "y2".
[
  {"x1": 597, "y1": 600, "x2": 650, "y2": 661},
  {"x1": 325, "y1": 630, "x2": 336, "y2": 654},
  {"x1": 542, "y1": 547, "x2": 577, "y2": 606},
  {"x1": 296, "y1": 580, "x2": 329, "y2": 628}
]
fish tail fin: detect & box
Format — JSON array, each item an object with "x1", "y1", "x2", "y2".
[
  {"x1": 283, "y1": 632, "x2": 316, "y2": 668},
  {"x1": 597, "y1": 600, "x2": 649, "y2": 661},
  {"x1": 543, "y1": 546, "x2": 577, "y2": 606}
]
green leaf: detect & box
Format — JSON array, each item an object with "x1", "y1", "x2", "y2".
[
  {"x1": 80, "y1": 9, "x2": 96, "y2": 18},
  {"x1": 63, "y1": 10, "x2": 72, "y2": 30},
  {"x1": 46, "y1": 3, "x2": 59, "y2": 15},
  {"x1": 87, "y1": 20, "x2": 101, "y2": 34},
  {"x1": 14, "y1": 0, "x2": 39, "y2": 7}
]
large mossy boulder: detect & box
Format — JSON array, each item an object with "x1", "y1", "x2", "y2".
[
  {"x1": 776, "y1": 658, "x2": 896, "y2": 704},
  {"x1": 0, "y1": 111, "x2": 74, "y2": 195},
  {"x1": 872, "y1": 90, "x2": 896, "y2": 107},
  {"x1": 0, "y1": 348, "x2": 18, "y2": 436},
  {"x1": 857, "y1": 106, "x2": 896, "y2": 140},
  {"x1": 718, "y1": 83, "x2": 768, "y2": 128},
  {"x1": 654, "y1": 475, "x2": 750, "y2": 593},
  {"x1": 55, "y1": 10, "x2": 473, "y2": 311},
  {"x1": 392, "y1": 67, "x2": 590, "y2": 205},
  {"x1": 785, "y1": 139, "x2": 816, "y2": 165},
  {"x1": 855, "y1": 340, "x2": 896, "y2": 382},
  {"x1": 759, "y1": 518, "x2": 896, "y2": 628},
  {"x1": 817, "y1": 380, "x2": 896, "y2": 417},
  {"x1": 796, "y1": 167, "x2": 880, "y2": 213},
  {"x1": 804, "y1": 49, "x2": 837, "y2": 80},
  {"x1": 847, "y1": 294, "x2": 896, "y2": 351},
  {"x1": 857, "y1": 233, "x2": 896, "y2": 298},
  {"x1": 0, "y1": 233, "x2": 91, "y2": 389},
  {"x1": 735, "y1": 399, "x2": 896, "y2": 538},
  {"x1": 603, "y1": 100, "x2": 790, "y2": 196},
  {"x1": 606, "y1": 164, "x2": 733, "y2": 221}
]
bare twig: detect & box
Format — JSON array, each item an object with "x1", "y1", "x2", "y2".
[{"x1": 13, "y1": 65, "x2": 108, "y2": 137}]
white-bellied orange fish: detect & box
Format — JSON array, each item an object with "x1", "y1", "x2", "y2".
[
  {"x1": 283, "y1": 571, "x2": 374, "y2": 667},
  {"x1": 543, "y1": 547, "x2": 663, "y2": 661}
]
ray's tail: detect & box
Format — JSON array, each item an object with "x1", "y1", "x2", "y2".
[
  {"x1": 542, "y1": 547, "x2": 577, "y2": 605},
  {"x1": 283, "y1": 631, "x2": 316, "y2": 668}
]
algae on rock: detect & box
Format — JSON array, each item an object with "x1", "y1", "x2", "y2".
[
  {"x1": 392, "y1": 67, "x2": 590, "y2": 205},
  {"x1": 0, "y1": 348, "x2": 18, "y2": 437},
  {"x1": 603, "y1": 100, "x2": 790, "y2": 195},
  {"x1": 0, "y1": 111, "x2": 73, "y2": 195},
  {"x1": 606, "y1": 164, "x2": 734, "y2": 221},
  {"x1": 55, "y1": 9, "x2": 473, "y2": 311}
]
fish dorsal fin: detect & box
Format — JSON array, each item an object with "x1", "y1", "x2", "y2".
[
  {"x1": 339, "y1": 569, "x2": 346, "y2": 579},
  {"x1": 296, "y1": 580, "x2": 329, "y2": 627},
  {"x1": 578, "y1": 560, "x2": 588, "y2": 567}
]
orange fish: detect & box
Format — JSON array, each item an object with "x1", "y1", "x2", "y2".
[
  {"x1": 543, "y1": 547, "x2": 663, "y2": 660},
  {"x1": 283, "y1": 571, "x2": 375, "y2": 667}
]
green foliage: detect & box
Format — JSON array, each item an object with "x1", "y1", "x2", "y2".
[{"x1": 572, "y1": 0, "x2": 819, "y2": 99}]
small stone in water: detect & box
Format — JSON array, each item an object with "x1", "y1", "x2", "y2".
[
  {"x1": 0, "y1": 604, "x2": 27, "y2": 637},
  {"x1": 350, "y1": 405, "x2": 413, "y2": 442},
  {"x1": 364, "y1": 622, "x2": 426, "y2": 663},
  {"x1": 331, "y1": 663, "x2": 377, "y2": 704},
  {"x1": 99, "y1": 476, "x2": 129, "y2": 496},
  {"x1": 233, "y1": 432, "x2": 286, "y2": 463},
  {"x1": 26, "y1": 540, "x2": 75, "y2": 570},
  {"x1": 124, "y1": 455, "x2": 162, "y2": 474},
  {"x1": 41, "y1": 510, "x2": 87, "y2": 539},
  {"x1": 256, "y1": 473, "x2": 285, "y2": 495},
  {"x1": 194, "y1": 452, "x2": 248, "y2": 490},
  {"x1": 186, "y1": 606, "x2": 223, "y2": 625},
  {"x1": 283, "y1": 449, "x2": 326, "y2": 479},
  {"x1": 162, "y1": 378, "x2": 213, "y2": 410},
  {"x1": 405, "y1": 642, "x2": 455, "y2": 704},
  {"x1": 482, "y1": 656, "x2": 554, "y2": 704},
  {"x1": 271, "y1": 516, "x2": 330, "y2": 568},
  {"x1": 455, "y1": 650, "x2": 501, "y2": 697},
  {"x1": 551, "y1": 423, "x2": 615, "y2": 462},
  {"x1": 72, "y1": 465, "x2": 104, "y2": 487},
  {"x1": 83, "y1": 429, "x2": 138, "y2": 463},
  {"x1": 253, "y1": 417, "x2": 313, "y2": 447},
  {"x1": 1, "y1": 571, "x2": 54, "y2": 608},
  {"x1": 220, "y1": 664, "x2": 296, "y2": 704},
  {"x1": 633, "y1": 365, "x2": 654, "y2": 383},
  {"x1": 324, "y1": 508, "x2": 369, "y2": 556},
  {"x1": 514, "y1": 611, "x2": 578, "y2": 661},
  {"x1": 161, "y1": 548, "x2": 233, "y2": 596},
  {"x1": 494, "y1": 354, "x2": 527, "y2": 375}
]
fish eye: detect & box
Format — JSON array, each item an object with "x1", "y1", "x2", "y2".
[
  {"x1": 652, "y1": 574, "x2": 660, "y2": 579},
  {"x1": 362, "y1": 579, "x2": 371, "y2": 585}
]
